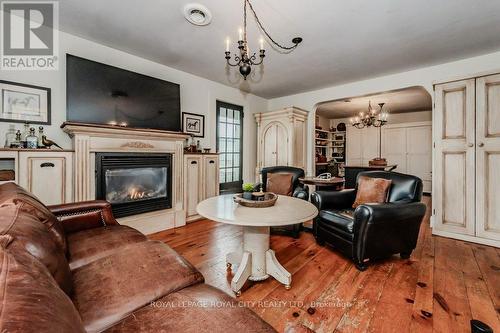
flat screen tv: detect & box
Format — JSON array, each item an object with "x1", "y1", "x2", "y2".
[{"x1": 66, "y1": 54, "x2": 181, "y2": 131}]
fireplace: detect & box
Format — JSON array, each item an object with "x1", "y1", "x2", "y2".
[{"x1": 95, "y1": 153, "x2": 172, "y2": 218}]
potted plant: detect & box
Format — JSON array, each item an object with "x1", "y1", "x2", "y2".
[{"x1": 242, "y1": 183, "x2": 255, "y2": 200}]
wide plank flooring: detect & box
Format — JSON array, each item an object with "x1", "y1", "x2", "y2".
[{"x1": 149, "y1": 197, "x2": 500, "y2": 333}]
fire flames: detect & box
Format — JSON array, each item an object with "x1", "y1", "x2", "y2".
[{"x1": 128, "y1": 187, "x2": 146, "y2": 200}]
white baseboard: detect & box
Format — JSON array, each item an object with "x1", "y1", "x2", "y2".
[{"x1": 432, "y1": 229, "x2": 500, "y2": 248}]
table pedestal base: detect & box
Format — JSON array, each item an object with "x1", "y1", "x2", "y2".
[{"x1": 226, "y1": 226, "x2": 291, "y2": 295}]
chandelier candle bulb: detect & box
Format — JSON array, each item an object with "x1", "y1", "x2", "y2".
[
  {"x1": 226, "y1": 38, "x2": 230, "y2": 52},
  {"x1": 260, "y1": 37, "x2": 264, "y2": 50},
  {"x1": 238, "y1": 28, "x2": 243, "y2": 41}
]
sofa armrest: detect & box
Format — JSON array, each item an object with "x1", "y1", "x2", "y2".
[
  {"x1": 311, "y1": 189, "x2": 356, "y2": 211},
  {"x1": 48, "y1": 200, "x2": 119, "y2": 234},
  {"x1": 293, "y1": 184, "x2": 309, "y2": 200}
]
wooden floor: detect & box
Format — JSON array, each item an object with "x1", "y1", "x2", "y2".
[{"x1": 150, "y1": 197, "x2": 500, "y2": 333}]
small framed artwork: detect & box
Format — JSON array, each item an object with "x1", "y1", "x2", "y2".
[
  {"x1": 0, "y1": 80, "x2": 51, "y2": 125},
  {"x1": 182, "y1": 112, "x2": 205, "y2": 137}
]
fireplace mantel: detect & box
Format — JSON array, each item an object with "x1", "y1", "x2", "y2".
[
  {"x1": 61, "y1": 122, "x2": 190, "y2": 140},
  {"x1": 62, "y1": 122, "x2": 189, "y2": 233}
]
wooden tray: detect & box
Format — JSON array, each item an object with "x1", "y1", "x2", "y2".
[{"x1": 233, "y1": 192, "x2": 278, "y2": 208}]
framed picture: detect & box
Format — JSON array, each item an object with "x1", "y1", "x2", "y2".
[
  {"x1": 182, "y1": 112, "x2": 205, "y2": 137},
  {"x1": 0, "y1": 80, "x2": 51, "y2": 125}
]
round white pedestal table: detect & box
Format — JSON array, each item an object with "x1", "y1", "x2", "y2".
[{"x1": 196, "y1": 194, "x2": 318, "y2": 296}]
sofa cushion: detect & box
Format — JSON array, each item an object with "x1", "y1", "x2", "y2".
[
  {"x1": 72, "y1": 240, "x2": 204, "y2": 332},
  {"x1": 0, "y1": 203, "x2": 73, "y2": 295},
  {"x1": 353, "y1": 176, "x2": 392, "y2": 208},
  {"x1": 319, "y1": 209, "x2": 355, "y2": 234},
  {"x1": 0, "y1": 182, "x2": 67, "y2": 253},
  {"x1": 104, "y1": 283, "x2": 275, "y2": 333},
  {"x1": 266, "y1": 172, "x2": 294, "y2": 196},
  {"x1": 0, "y1": 238, "x2": 85, "y2": 333},
  {"x1": 67, "y1": 225, "x2": 147, "y2": 270}
]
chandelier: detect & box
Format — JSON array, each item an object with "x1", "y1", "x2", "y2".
[
  {"x1": 224, "y1": 0, "x2": 303, "y2": 80},
  {"x1": 350, "y1": 101, "x2": 389, "y2": 129}
]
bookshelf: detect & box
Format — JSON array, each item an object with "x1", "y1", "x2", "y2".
[{"x1": 315, "y1": 128, "x2": 346, "y2": 175}]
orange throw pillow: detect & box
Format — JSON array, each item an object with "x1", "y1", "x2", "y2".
[
  {"x1": 266, "y1": 173, "x2": 294, "y2": 196},
  {"x1": 352, "y1": 176, "x2": 392, "y2": 208}
]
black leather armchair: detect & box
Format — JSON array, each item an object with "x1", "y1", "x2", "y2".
[
  {"x1": 261, "y1": 166, "x2": 309, "y2": 238},
  {"x1": 311, "y1": 171, "x2": 426, "y2": 271}
]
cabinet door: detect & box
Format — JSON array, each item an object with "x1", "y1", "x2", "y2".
[
  {"x1": 19, "y1": 152, "x2": 73, "y2": 205},
  {"x1": 406, "y1": 125, "x2": 432, "y2": 193},
  {"x1": 184, "y1": 155, "x2": 202, "y2": 218},
  {"x1": 262, "y1": 121, "x2": 289, "y2": 167},
  {"x1": 434, "y1": 79, "x2": 475, "y2": 236},
  {"x1": 346, "y1": 125, "x2": 362, "y2": 165},
  {"x1": 202, "y1": 155, "x2": 219, "y2": 199},
  {"x1": 476, "y1": 74, "x2": 500, "y2": 241},
  {"x1": 263, "y1": 124, "x2": 277, "y2": 167},
  {"x1": 361, "y1": 126, "x2": 380, "y2": 165},
  {"x1": 275, "y1": 123, "x2": 289, "y2": 166},
  {"x1": 382, "y1": 127, "x2": 407, "y2": 172}
]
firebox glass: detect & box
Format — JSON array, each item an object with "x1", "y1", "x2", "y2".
[{"x1": 105, "y1": 167, "x2": 167, "y2": 204}]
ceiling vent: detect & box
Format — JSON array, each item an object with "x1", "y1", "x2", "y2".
[{"x1": 183, "y1": 3, "x2": 212, "y2": 26}]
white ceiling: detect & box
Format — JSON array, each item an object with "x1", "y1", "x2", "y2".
[
  {"x1": 316, "y1": 86, "x2": 432, "y2": 119},
  {"x1": 59, "y1": 0, "x2": 500, "y2": 99}
]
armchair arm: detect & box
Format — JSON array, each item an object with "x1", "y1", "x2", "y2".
[
  {"x1": 353, "y1": 202, "x2": 427, "y2": 228},
  {"x1": 311, "y1": 189, "x2": 356, "y2": 211},
  {"x1": 48, "y1": 200, "x2": 119, "y2": 234},
  {"x1": 293, "y1": 183, "x2": 309, "y2": 200},
  {"x1": 353, "y1": 202, "x2": 427, "y2": 261}
]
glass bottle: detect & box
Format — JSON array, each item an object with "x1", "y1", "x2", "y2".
[
  {"x1": 11, "y1": 130, "x2": 22, "y2": 148},
  {"x1": 37, "y1": 126, "x2": 44, "y2": 148},
  {"x1": 196, "y1": 140, "x2": 201, "y2": 152},
  {"x1": 190, "y1": 135, "x2": 196, "y2": 152},
  {"x1": 4, "y1": 124, "x2": 16, "y2": 148},
  {"x1": 21, "y1": 122, "x2": 30, "y2": 147},
  {"x1": 26, "y1": 128, "x2": 38, "y2": 149}
]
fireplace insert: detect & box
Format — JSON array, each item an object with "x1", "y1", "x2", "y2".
[{"x1": 95, "y1": 153, "x2": 172, "y2": 218}]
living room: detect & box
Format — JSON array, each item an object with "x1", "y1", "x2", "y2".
[{"x1": 0, "y1": 1, "x2": 499, "y2": 332}]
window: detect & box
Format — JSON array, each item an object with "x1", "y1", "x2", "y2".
[{"x1": 216, "y1": 101, "x2": 243, "y2": 192}]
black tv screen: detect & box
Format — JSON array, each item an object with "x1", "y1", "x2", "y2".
[{"x1": 66, "y1": 54, "x2": 181, "y2": 131}]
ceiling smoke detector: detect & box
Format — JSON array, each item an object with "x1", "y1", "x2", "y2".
[{"x1": 183, "y1": 4, "x2": 212, "y2": 26}]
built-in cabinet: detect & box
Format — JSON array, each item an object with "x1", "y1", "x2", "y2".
[
  {"x1": 183, "y1": 153, "x2": 219, "y2": 222},
  {"x1": 0, "y1": 149, "x2": 73, "y2": 205},
  {"x1": 346, "y1": 125, "x2": 380, "y2": 166},
  {"x1": 345, "y1": 122, "x2": 432, "y2": 193},
  {"x1": 382, "y1": 122, "x2": 432, "y2": 192},
  {"x1": 433, "y1": 74, "x2": 500, "y2": 246},
  {"x1": 255, "y1": 107, "x2": 308, "y2": 179}
]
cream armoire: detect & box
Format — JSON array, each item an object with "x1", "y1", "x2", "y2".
[
  {"x1": 255, "y1": 107, "x2": 308, "y2": 179},
  {"x1": 433, "y1": 73, "x2": 500, "y2": 247}
]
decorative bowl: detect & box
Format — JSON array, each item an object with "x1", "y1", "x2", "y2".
[{"x1": 233, "y1": 192, "x2": 278, "y2": 208}]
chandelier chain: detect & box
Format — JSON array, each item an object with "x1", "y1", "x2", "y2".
[{"x1": 244, "y1": 0, "x2": 298, "y2": 51}]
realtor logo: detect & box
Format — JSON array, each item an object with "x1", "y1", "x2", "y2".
[{"x1": 1, "y1": 1, "x2": 59, "y2": 70}]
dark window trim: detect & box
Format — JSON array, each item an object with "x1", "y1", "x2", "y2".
[{"x1": 216, "y1": 100, "x2": 244, "y2": 193}]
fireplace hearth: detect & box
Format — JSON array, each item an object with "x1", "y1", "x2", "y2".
[{"x1": 96, "y1": 153, "x2": 172, "y2": 218}]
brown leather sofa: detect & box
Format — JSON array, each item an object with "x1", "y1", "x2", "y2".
[{"x1": 0, "y1": 182, "x2": 275, "y2": 333}]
